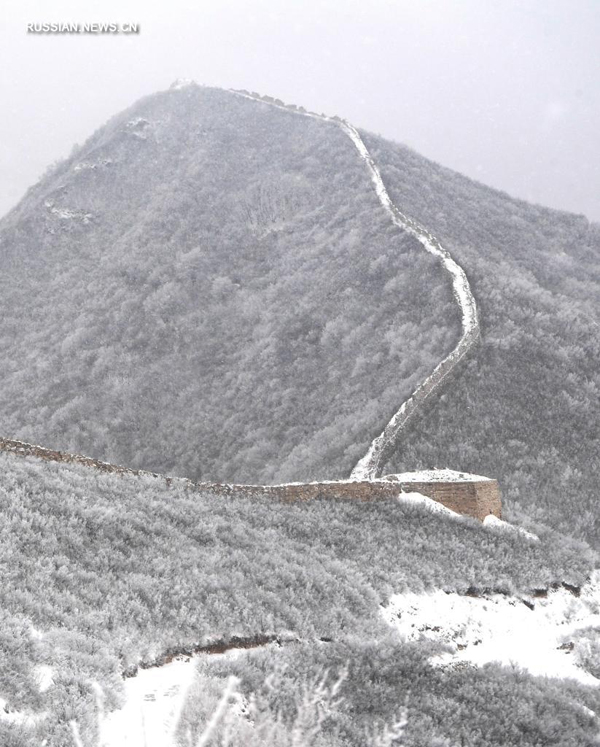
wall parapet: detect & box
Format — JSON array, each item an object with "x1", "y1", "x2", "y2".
[{"x1": 0, "y1": 438, "x2": 501, "y2": 521}]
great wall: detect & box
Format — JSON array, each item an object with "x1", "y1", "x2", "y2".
[
  {"x1": 0, "y1": 87, "x2": 495, "y2": 521},
  {"x1": 0, "y1": 438, "x2": 501, "y2": 521},
  {"x1": 228, "y1": 88, "x2": 480, "y2": 480}
]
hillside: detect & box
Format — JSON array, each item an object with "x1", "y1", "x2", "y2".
[
  {"x1": 0, "y1": 449, "x2": 596, "y2": 746},
  {"x1": 0, "y1": 83, "x2": 460, "y2": 484},
  {"x1": 360, "y1": 131, "x2": 600, "y2": 546},
  {"x1": 3, "y1": 82, "x2": 600, "y2": 744},
  {"x1": 2, "y1": 82, "x2": 599, "y2": 554}
]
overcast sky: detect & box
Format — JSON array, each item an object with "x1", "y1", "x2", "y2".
[{"x1": 1, "y1": 0, "x2": 599, "y2": 221}]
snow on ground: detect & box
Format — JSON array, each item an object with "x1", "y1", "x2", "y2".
[
  {"x1": 43, "y1": 199, "x2": 93, "y2": 223},
  {"x1": 483, "y1": 514, "x2": 539, "y2": 542},
  {"x1": 74, "y1": 158, "x2": 112, "y2": 171},
  {"x1": 34, "y1": 665, "x2": 54, "y2": 693},
  {"x1": 99, "y1": 648, "x2": 249, "y2": 747},
  {"x1": 383, "y1": 571, "x2": 600, "y2": 686},
  {"x1": 384, "y1": 469, "x2": 492, "y2": 483},
  {"x1": 29, "y1": 624, "x2": 44, "y2": 640},
  {"x1": 170, "y1": 78, "x2": 196, "y2": 90},
  {"x1": 396, "y1": 490, "x2": 538, "y2": 539},
  {"x1": 99, "y1": 656, "x2": 198, "y2": 747},
  {"x1": 397, "y1": 491, "x2": 461, "y2": 518}
]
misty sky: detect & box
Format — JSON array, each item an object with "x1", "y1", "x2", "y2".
[{"x1": 1, "y1": 0, "x2": 599, "y2": 221}]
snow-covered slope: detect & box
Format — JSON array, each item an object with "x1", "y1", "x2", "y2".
[
  {"x1": 230, "y1": 89, "x2": 479, "y2": 480},
  {"x1": 337, "y1": 119, "x2": 479, "y2": 479},
  {"x1": 0, "y1": 84, "x2": 463, "y2": 485},
  {"x1": 98, "y1": 656, "x2": 199, "y2": 747},
  {"x1": 383, "y1": 571, "x2": 600, "y2": 686}
]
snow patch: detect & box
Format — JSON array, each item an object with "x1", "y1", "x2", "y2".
[
  {"x1": 397, "y1": 491, "x2": 461, "y2": 518},
  {"x1": 125, "y1": 118, "x2": 150, "y2": 139},
  {"x1": 99, "y1": 649, "x2": 248, "y2": 747},
  {"x1": 74, "y1": 158, "x2": 112, "y2": 172},
  {"x1": 385, "y1": 469, "x2": 492, "y2": 483},
  {"x1": 99, "y1": 656, "x2": 197, "y2": 747},
  {"x1": 578, "y1": 703, "x2": 598, "y2": 720},
  {"x1": 483, "y1": 514, "x2": 539, "y2": 542},
  {"x1": 170, "y1": 78, "x2": 195, "y2": 90},
  {"x1": 44, "y1": 199, "x2": 93, "y2": 223},
  {"x1": 35, "y1": 665, "x2": 54, "y2": 693},
  {"x1": 383, "y1": 571, "x2": 600, "y2": 686},
  {"x1": 29, "y1": 624, "x2": 45, "y2": 641}
]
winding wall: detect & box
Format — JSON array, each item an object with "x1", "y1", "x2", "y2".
[
  {"x1": 0, "y1": 438, "x2": 500, "y2": 521},
  {"x1": 229, "y1": 90, "x2": 480, "y2": 480}
]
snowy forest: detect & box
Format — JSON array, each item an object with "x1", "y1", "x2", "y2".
[
  {"x1": 1, "y1": 82, "x2": 600, "y2": 747},
  {"x1": 0, "y1": 86, "x2": 459, "y2": 484},
  {"x1": 0, "y1": 449, "x2": 596, "y2": 746}
]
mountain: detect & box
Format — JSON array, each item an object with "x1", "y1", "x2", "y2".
[
  {"x1": 0, "y1": 446, "x2": 595, "y2": 747},
  {"x1": 2, "y1": 82, "x2": 599, "y2": 546},
  {"x1": 360, "y1": 131, "x2": 600, "y2": 547},
  {"x1": 0, "y1": 83, "x2": 460, "y2": 484},
  {"x1": 2, "y1": 82, "x2": 600, "y2": 745}
]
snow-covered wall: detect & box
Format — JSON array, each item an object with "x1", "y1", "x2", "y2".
[
  {"x1": 229, "y1": 89, "x2": 480, "y2": 480},
  {"x1": 0, "y1": 439, "x2": 501, "y2": 520}
]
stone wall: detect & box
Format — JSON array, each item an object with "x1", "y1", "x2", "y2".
[
  {"x1": 0, "y1": 438, "x2": 501, "y2": 521},
  {"x1": 208, "y1": 479, "x2": 501, "y2": 521},
  {"x1": 391, "y1": 480, "x2": 501, "y2": 520}
]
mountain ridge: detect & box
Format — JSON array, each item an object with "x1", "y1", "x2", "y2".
[
  {"x1": 229, "y1": 87, "x2": 480, "y2": 479},
  {"x1": 1, "y1": 81, "x2": 599, "y2": 546},
  {"x1": 0, "y1": 82, "x2": 462, "y2": 483},
  {"x1": 2, "y1": 82, "x2": 600, "y2": 747}
]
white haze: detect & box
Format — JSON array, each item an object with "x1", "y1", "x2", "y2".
[{"x1": 0, "y1": 0, "x2": 599, "y2": 221}]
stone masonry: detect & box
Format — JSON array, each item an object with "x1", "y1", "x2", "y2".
[
  {"x1": 0, "y1": 438, "x2": 501, "y2": 521},
  {"x1": 208, "y1": 477, "x2": 502, "y2": 521}
]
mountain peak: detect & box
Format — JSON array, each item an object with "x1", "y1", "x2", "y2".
[{"x1": 169, "y1": 77, "x2": 197, "y2": 90}]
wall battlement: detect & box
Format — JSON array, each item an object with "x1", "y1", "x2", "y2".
[
  {"x1": 208, "y1": 478, "x2": 501, "y2": 521},
  {"x1": 0, "y1": 438, "x2": 501, "y2": 521}
]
